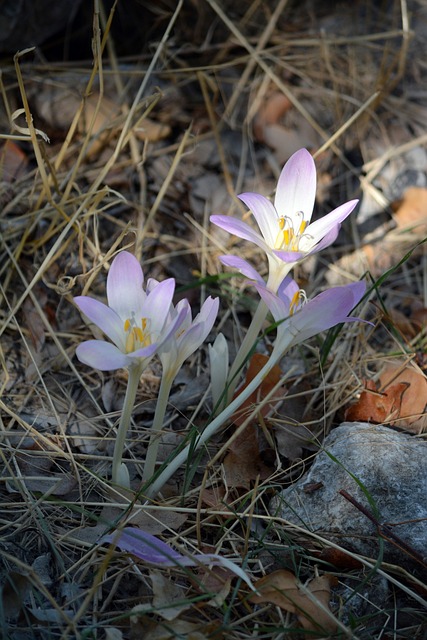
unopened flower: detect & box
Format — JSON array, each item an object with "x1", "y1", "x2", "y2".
[
  {"x1": 211, "y1": 148, "x2": 358, "y2": 291},
  {"x1": 158, "y1": 296, "x2": 219, "y2": 381},
  {"x1": 208, "y1": 332, "x2": 229, "y2": 409},
  {"x1": 74, "y1": 251, "x2": 184, "y2": 372}
]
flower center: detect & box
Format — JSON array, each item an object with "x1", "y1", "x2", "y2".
[
  {"x1": 275, "y1": 212, "x2": 308, "y2": 252},
  {"x1": 123, "y1": 316, "x2": 151, "y2": 353}
]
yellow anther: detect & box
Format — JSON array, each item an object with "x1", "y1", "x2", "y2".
[
  {"x1": 298, "y1": 219, "x2": 308, "y2": 235},
  {"x1": 278, "y1": 217, "x2": 286, "y2": 230},
  {"x1": 124, "y1": 318, "x2": 131, "y2": 332},
  {"x1": 290, "y1": 289, "x2": 301, "y2": 315},
  {"x1": 125, "y1": 332, "x2": 135, "y2": 353},
  {"x1": 134, "y1": 327, "x2": 144, "y2": 343},
  {"x1": 283, "y1": 229, "x2": 291, "y2": 246}
]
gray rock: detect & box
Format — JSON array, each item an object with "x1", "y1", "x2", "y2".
[{"x1": 271, "y1": 422, "x2": 427, "y2": 573}]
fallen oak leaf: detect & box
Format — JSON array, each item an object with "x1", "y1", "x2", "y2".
[
  {"x1": 221, "y1": 354, "x2": 283, "y2": 488},
  {"x1": 344, "y1": 378, "x2": 408, "y2": 424},
  {"x1": 232, "y1": 353, "x2": 284, "y2": 427},
  {"x1": 379, "y1": 362, "x2": 427, "y2": 433},
  {"x1": 249, "y1": 569, "x2": 337, "y2": 635}
]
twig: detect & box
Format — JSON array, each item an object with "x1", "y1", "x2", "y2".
[{"x1": 339, "y1": 489, "x2": 427, "y2": 569}]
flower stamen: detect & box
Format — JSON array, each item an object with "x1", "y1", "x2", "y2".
[
  {"x1": 275, "y1": 212, "x2": 307, "y2": 252},
  {"x1": 289, "y1": 288, "x2": 307, "y2": 315},
  {"x1": 124, "y1": 316, "x2": 150, "y2": 353}
]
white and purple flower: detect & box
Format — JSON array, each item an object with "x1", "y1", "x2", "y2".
[
  {"x1": 255, "y1": 276, "x2": 366, "y2": 349},
  {"x1": 74, "y1": 251, "x2": 184, "y2": 372},
  {"x1": 211, "y1": 148, "x2": 358, "y2": 291}
]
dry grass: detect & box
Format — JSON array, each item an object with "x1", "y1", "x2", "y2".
[{"x1": 0, "y1": 0, "x2": 426, "y2": 638}]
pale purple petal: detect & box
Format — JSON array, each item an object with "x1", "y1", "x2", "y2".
[
  {"x1": 174, "y1": 298, "x2": 193, "y2": 332},
  {"x1": 274, "y1": 149, "x2": 316, "y2": 222},
  {"x1": 158, "y1": 304, "x2": 188, "y2": 346},
  {"x1": 107, "y1": 251, "x2": 145, "y2": 321},
  {"x1": 219, "y1": 255, "x2": 265, "y2": 284},
  {"x1": 254, "y1": 284, "x2": 292, "y2": 323},
  {"x1": 237, "y1": 193, "x2": 278, "y2": 247},
  {"x1": 272, "y1": 249, "x2": 305, "y2": 263},
  {"x1": 100, "y1": 528, "x2": 185, "y2": 565},
  {"x1": 74, "y1": 296, "x2": 126, "y2": 351},
  {"x1": 76, "y1": 340, "x2": 132, "y2": 371},
  {"x1": 141, "y1": 278, "x2": 176, "y2": 334},
  {"x1": 210, "y1": 214, "x2": 268, "y2": 252},
  {"x1": 287, "y1": 281, "x2": 366, "y2": 344},
  {"x1": 304, "y1": 200, "x2": 358, "y2": 244},
  {"x1": 159, "y1": 297, "x2": 219, "y2": 373},
  {"x1": 127, "y1": 343, "x2": 158, "y2": 359},
  {"x1": 176, "y1": 297, "x2": 219, "y2": 362},
  {"x1": 277, "y1": 275, "x2": 300, "y2": 305}
]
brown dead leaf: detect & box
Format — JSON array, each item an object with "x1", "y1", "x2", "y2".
[
  {"x1": 250, "y1": 570, "x2": 337, "y2": 635},
  {"x1": 232, "y1": 354, "x2": 283, "y2": 427},
  {"x1": 221, "y1": 354, "x2": 282, "y2": 488},
  {"x1": 34, "y1": 85, "x2": 170, "y2": 157},
  {"x1": 379, "y1": 362, "x2": 427, "y2": 433},
  {"x1": 318, "y1": 547, "x2": 364, "y2": 570},
  {"x1": 345, "y1": 378, "x2": 407, "y2": 424},
  {"x1": 412, "y1": 307, "x2": 427, "y2": 331},
  {"x1": 345, "y1": 363, "x2": 427, "y2": 432},
  {"x1": 387, "y1": 307, "x2": 419, "y2": 339},
  {"x1": 150, "y1": 570, "x2": 190, "y2": 621},
  {"x1": 392, "y1": 187, "x2": 427, "y2": 231},
  {"x1": 271, "y1": 380, "x2": 318, "y2": 460},
  {"x1": 0, "y1": 140, "x2": 29, "y2": 182},
  {"x1": 222, "y1": 436, "x2": 271, "y2": 489},
  {"x1": 253, "y1": 92, "x2": 292, "y2": 142},
  {"x1": 130, "y1": 614, "x2": 213, "y2": 640},
  {"x1": 22, "y1": 293, "x2": 47, "y2": 353}
]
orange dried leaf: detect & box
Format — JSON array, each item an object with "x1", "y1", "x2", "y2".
[
  {"x1": 379, "y1": 363, "x2": 427, "y2": 432},
  {"x1": 250, "y1": 570, "x2": 337, "y2": 635},
  {"x1": 392, "y1": 187, "x2": 427, "y2": 231},
  {"x1": 345, "y1": 378, "x2": 407, "y2": 423},
  {"x1": 0, "y1": 140, "x2": 29, "y2": 182}
]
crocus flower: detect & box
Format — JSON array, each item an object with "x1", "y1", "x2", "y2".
[
  {"x1": 99, "y1": 527, "x2": 257, "y2": 592},
  {"x1": 211, "y1": 148, "x2": 358, "y2": 292},
  {"x1": 74, "y1": 251, "x2": 185, "y2": 372},
  {"x1": 255, "y1": 277, "x2": 366, "y2": 349},
  {"x1": 73, "y1": 251, "x2": 187, "y2": 488},
  {"x1": 158, "y1": 296, "x2": 219, "y2": 382}
]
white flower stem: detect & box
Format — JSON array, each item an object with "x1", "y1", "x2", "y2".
[
  {"x1": 225, "y1": 299, "x2": 268, "y2": 403},
  {"x1": 144, "y1": 342, "x2": 287, "y2": 498},
  {"x1": 142, "y1": 371, "x2": 175, "y2": 482},
  {"x1": 111, "y1": 363, "x2": 142, "y2": 487}
]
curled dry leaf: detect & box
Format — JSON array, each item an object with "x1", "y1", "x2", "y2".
[
  {"x1": 379, "y1": 362, "x2": 427, "y2": 433},
  {"x1": 250, "y1": 569, "x2": 337, "y2": 635},
  {"x1": 149, "y1": 570, "x2": 190, "y2": 621},
  {"x1": 345, "y1": 362, "x2": 427, "y2": 433},
  {"x1": 345, "y1": 378, "x2": 407, "y2": 425}
]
